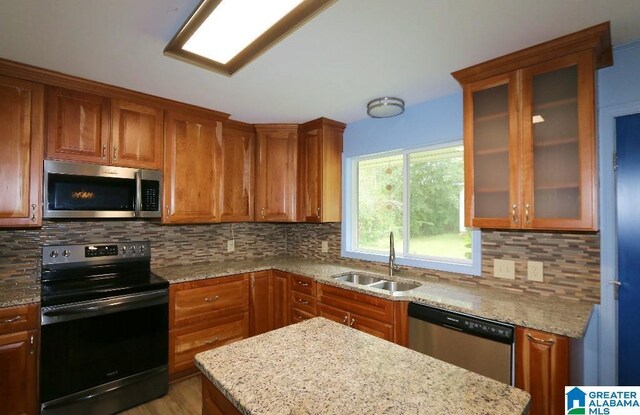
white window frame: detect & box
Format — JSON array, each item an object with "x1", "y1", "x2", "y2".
[{"x1": 341, "y1": 141, "x2": 482, "y2": 276}]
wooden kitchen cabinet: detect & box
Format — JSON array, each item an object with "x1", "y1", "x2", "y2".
[
  {"x1": 163, "y1": 110, "x2": 224, "y2": 224},
  {"x1": 47, "y1": 87, "x2": 164, "y2": 169},
  {"x1": 452, "y1": 23, "x2": 611, "y2": 231},
  {"x1": 289, "y1": 273, "x2": 317, "y2": 325},
  {"x1": 202, "y1": 375, "x2": 242, "y2": 415},
  {"x1": 0, "y1": 304, "x2": 39, "y2": 415},
  {"x1": 515, "y1": 326, "x2": 570, "y2": 415},
  {"x1": 0, "y1": 76, "x2": 44, "y2": 228},
  {"x1": 254, "y1": 124, "x2": 298, "y2": 222},
  {"x1": 317, "y1": 283, "x2": 395, "y2": 342},
  {"x1": 249, "y1": 271, "x2": 272, "y2": 336},
  {"x1": 271, "y1": 270, "x2": 290, "y2": 330},
  {"x1": 220, "y1": 120, "x2": 255, "y2": 222},
  {"x1": 169, "y1": 275, "x2": 249, "y2": 380},
  {"x1": 110, "y1": 99, "x2": 163, "y2": 169},
  {"x1": 298, "y1": 118, "x2": 345, "y2": 222}
]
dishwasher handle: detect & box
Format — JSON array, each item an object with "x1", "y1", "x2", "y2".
[{"x1": 408, "y1": 302, "x2": 514, "y2": 344}]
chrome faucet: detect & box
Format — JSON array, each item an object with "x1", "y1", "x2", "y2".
[{"x1": 389, "y1": 231, "x2": 400, "y2": 277}]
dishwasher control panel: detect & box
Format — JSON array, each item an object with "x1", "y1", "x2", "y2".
[{"x1": 408, "y1": 302, "x2": 514, "y2": 344}]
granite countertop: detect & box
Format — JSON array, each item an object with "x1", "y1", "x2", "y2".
[
  {"x1": 196, "y1": 317, "x2": 531, "y2": 415},
  {"x1": 153, "y1": 257, "x2": 593, "y2": 338},
  {"x1": 0, "y1": 269, "x2": 40, "y2": 308}
]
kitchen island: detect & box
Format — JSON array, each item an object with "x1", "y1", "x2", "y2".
[{"x1": 195, "y1": 317, "x2": 530, "y2": 415}]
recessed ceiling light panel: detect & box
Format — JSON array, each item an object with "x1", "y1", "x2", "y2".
[{"x1": 165, "y1": 0, "x2": 336, "y2": 76}]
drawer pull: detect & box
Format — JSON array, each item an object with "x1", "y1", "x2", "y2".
[
  {"x1": 296, "y1": 280, "x2": 310, "y2": 287},
  {"x1": 1, "y1": 316, "x2": 21, "y2": 324},
  {"x1": 296, "y1": 297, "x2": 309, "y2": 305},
  {"x1": 341, "y1": 316, "x2": 348, "y2": 325},
  {"x1": 526, "y1": 333, "x2": 555, "y2": 345},
  {"x1": 295, "y1": 314, "x2": 304, "y2": 321},
  {"x1": 29, "y1": 334, "x2": 35, "y2": 355},
  {"x1": 204, "y1": 296, "x2": 219, "y2": 302},
  {"x1": 349, "y1": 317, "x2": 356, "y2": 327},
  {"x1": 204, "y1": 337, "x2": 219, "y2": 345}
]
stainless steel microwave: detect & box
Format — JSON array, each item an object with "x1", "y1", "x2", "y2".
[{"x1": 43, "y1": 160, "x2": 162, "y2": 219}]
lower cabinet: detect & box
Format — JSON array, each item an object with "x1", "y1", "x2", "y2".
[
  {"x1": 249, "y1": 271, "x2": 272, "y2": 336},
  {"x1": 317, "y1": 283, "x2": 395, "y2": 342},
  {"x1": 271, "y1": 271, "x2": 289, "y2": 330},
  {"x1": 0, "y1": 304, "x2": 39, "y2": 415},
  {"x1": 515, "y1": 326, "x2": 570, "y2": 415},
  {"x1": 289, "y1": 274, "x2": 317, "y2": 325},
  {"x1": 202, "y1": 375, "x2": 241, "y2": 415},
  {"x1": 169, "y1": 275, "x2": 249, "y2": 380}
]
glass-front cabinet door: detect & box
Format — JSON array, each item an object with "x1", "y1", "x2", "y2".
[
  {"x1": 464, "y1": 73, "x2": 520, "y2": 228},
  {"x1": 520, "y1": 51, "x2": 596, "y2": 230}
]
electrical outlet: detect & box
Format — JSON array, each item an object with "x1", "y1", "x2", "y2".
[
  {"x1": 494, "y1": 259, "x2": 515, "y2": 279},
  {"x1": 321, "y1": 241, "x2": 329, "y2": 253},
  {"x1": 227, "y1": 240, "x2": 235, "y2": 253},
  {"x1": 527, "y1": 261, "x2": 544, "y2": 282}
]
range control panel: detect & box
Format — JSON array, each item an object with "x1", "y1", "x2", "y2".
[{"x1": 43, "y1": 241, "x2": 151, "y2": 266}]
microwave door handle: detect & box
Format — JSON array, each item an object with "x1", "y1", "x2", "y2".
[{"x1": 135, "y1": 170, "x2": 142, "y2": 217}]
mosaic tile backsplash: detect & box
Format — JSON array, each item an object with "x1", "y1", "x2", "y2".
[{"x1": 0, "y1": 220, "x2": 600, "y2": 304}]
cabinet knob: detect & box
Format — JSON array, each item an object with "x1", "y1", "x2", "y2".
[
  {"x1": 113, "y1": 146, "x2": 118, "y2": 162},
  {"x1": 31, "y1": 203, "x2": 37, "y2": 222}
]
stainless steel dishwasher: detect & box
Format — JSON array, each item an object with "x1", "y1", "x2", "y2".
[{"x1": 408, "y1": 302, "x2": 514, "y2": 385}]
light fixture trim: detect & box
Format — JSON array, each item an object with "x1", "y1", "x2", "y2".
[
  {"x1": 164, "y1": 0, "x2": 337, "y2": 76},
  {"x1": 367, "y1": 97, "x2": 405, "y2": 118}
]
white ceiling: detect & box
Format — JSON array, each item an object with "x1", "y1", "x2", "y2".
[{"x1": 1, "y1": 1, "x2": 639, "y2": 124}]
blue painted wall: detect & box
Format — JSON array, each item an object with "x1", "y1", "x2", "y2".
[
  {"x1": 597, "y1": 40, "x2": 640, "y2": 386},
  {"x1": 344, "y1": 92, "x2": 463, "y2": 157}
]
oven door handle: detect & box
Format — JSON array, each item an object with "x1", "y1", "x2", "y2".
[{"x1": 41, "y1": 289, "x2": 168, "y2": 325}]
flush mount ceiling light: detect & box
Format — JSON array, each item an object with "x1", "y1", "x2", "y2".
[
  {"x1": 367, "y1": 97, "x2": 405, "y2": 118},
  {"x1": 164, "y1": 0, "x2": 336, "y2": 76}
]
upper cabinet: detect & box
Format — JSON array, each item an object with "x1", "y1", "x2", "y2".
[
  {"x1": 163, "y1": 111, "x2": 224, "y2": 224},
  {"x1": 46, "y1": 87, "x2": 163, "y2": 169},
  {"x1": 298, "y1": 118, "x2": 345, "y2": 223},
  {"x1": 254, "y1": 125, "x2": 298, "y2": 222},
  {"x1": 220, "y1": 120, "x2": 255, "y2": 222},
  {"x1": 0, "y1": 76, "x2": 44, "y2": 228},
  {"x1": 452, "y1": 22, "x2": 612, "y2": 231}
]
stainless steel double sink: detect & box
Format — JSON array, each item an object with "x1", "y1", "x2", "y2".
[{"x1": 332, "y1": 272, "x2": 421, "y2": 293}]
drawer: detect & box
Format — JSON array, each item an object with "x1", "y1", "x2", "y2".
[
  {"x1": 290, "y1": 274, "x2": 315, "y2": 296},
  {"x1": 172, "y1": 275, "x2": 249, "y2": 326},
  {"x1": 0, "y1": 303, "x2": 38, "y2": 336},
  {"x1": 289, "y1": 291, "x2": 316, "y2": 314},
  {"x1": 289, "y1": 307, "x2": 315, "y2": 325},
  {"x1": 317, "y1": 283, "x2": 394, "y2": 324},
  {"x1": 170, "y1": 312, "x2": 249, "y2": 374}
]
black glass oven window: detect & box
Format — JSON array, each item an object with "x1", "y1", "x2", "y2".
[
  {"x1": 40, "y1": 303, "x2": 168, "y2": 402},
  {"x1": 47, "y1": 174, "x2": 135, "y2": 211}
]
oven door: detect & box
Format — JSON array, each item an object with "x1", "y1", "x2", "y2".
[{"x1": 40, "y1": 290, "x2": 168, "y2": 406}]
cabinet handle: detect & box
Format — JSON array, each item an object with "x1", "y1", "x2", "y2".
[
  {"x1": 511, "y1": 204, "x2": 518, "y2": 223},
  {"x1": 296, "y1": 280, "x2": 310, "y2": 287},
  {"x1": 341, "y1": 316, "x2": 348, "y2": 324},
  {"x1": 1, "y1": 316, "x2": 21, "y2": 324},
  {"x1": 29, "y1": 334, "x2": 35, "y2": 355},
  {"x1": 113, "y1": 146, "x2": 118, "y2": 162},
  {"x1": 261, "y1": 207, "x2": 265, "y2": 219},
  {"x1": 204, "y1": 337, "x2": 219, "y2": 345},
  {"x1": 30, "y1": 204, "x2": 37, "y2": 222},
  {"x1": 316, "y1": 207, "x2": 321, "y2": 218},
  {"x1": 349, "y1": 317, "x2": 356, "y2": 327},
  {"x1": 204, "y1": 296, "x2": 219, "y2": 302},
  {"x1": 102, "y1": 145, "x2": 106, "y2": 160},
  {"x1": 526, "y1": 333, "x2": 555, "y2": 345},
  {"x1": 166, "y1": 206, "x2": 170, "y2": 216},
  {"x1": 525, "y1": 204, "x2": 531, "y2": 224},
  {"x1": 296, "y1": 297, "x2": 309, "y2": 305},
  {"x1": 295, "y1": 314, "x2": 304, "y2": 321}
]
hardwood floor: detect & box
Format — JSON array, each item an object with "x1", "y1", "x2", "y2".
[{"x1": 119, "y1": 375, "x2": 201, "y2": 415}]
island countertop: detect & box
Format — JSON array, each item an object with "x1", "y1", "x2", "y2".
[{"x1": 195, "y1": 317, "x2": 530, "y2": 415}]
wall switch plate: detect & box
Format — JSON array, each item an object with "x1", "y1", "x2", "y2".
[
  {"x1": 227, "y1": 240, "x2": 235, "y2": 253},
  {"x1": 527, "y1": 261, "x2": 544, "y2": 282},
  {"x1": 321, "y1": 241, "x2": 329, "y2": 253},
  {"x1": 494, "y1": 259, "x2": 516, "y2": 279}
]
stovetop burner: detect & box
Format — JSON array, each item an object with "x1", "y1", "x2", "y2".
[{"x1": 41, "y1": 241, "x2": 168, "y2": 307}]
